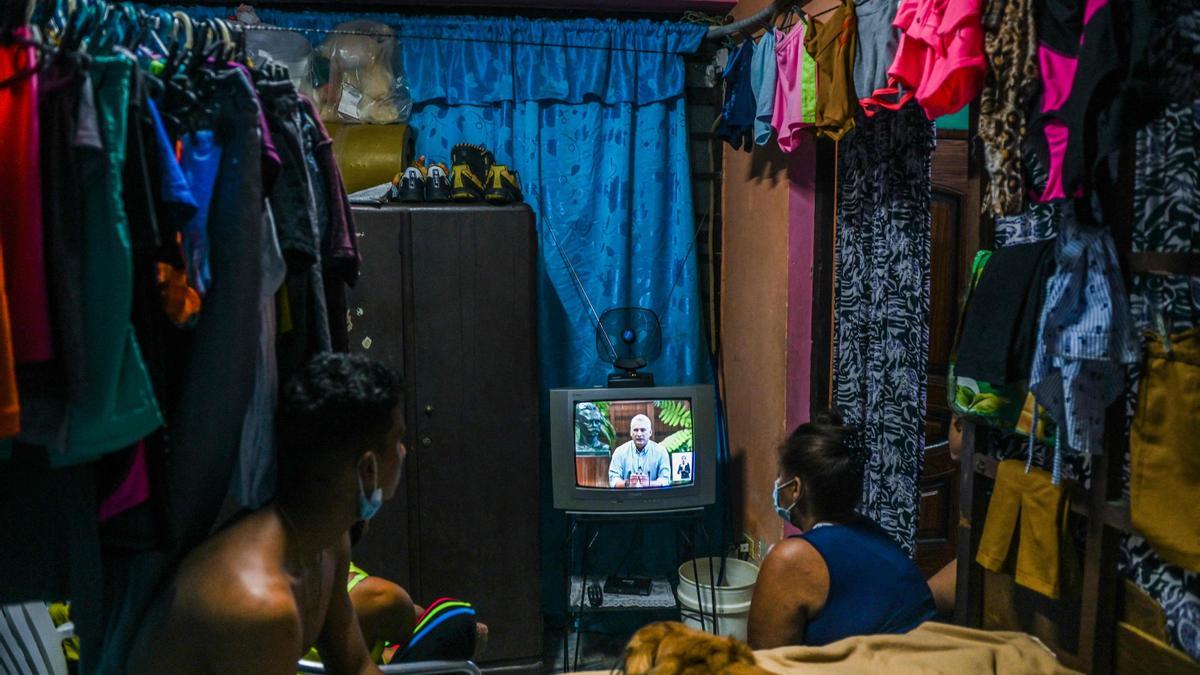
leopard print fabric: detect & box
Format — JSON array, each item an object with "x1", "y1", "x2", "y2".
[{"x1": 978, "y1": 0, "x2": 1040, "y2": 216}]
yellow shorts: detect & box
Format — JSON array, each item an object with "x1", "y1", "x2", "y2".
[
  {"x1": 1131, "y1": 328, "x2": 1200, "y2": 573},
  {"x1": 976, "y1": 460, "x2": 1067, "y2": 599}
]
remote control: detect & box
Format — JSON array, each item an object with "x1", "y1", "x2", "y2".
[{"x1": 587, "y1": 583, "x2": 604, "y2": 608}]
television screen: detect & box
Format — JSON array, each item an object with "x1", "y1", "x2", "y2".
[
  {"x1": 573, "y1": 399, "x2": 695, "y2": 489},
  {"x1": 550, "y1": 385, "x2": 716, "y2": 513}
]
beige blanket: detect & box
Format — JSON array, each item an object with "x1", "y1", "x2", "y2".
[
  {"x1": 580, "y1": 622, "x2": 1079, "y2": 674},
  {"x1": 751, "y1": 622, "x2": 1079, "y2": 674}
]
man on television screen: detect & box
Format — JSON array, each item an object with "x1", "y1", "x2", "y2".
[{"x1": 608, "y1": 414, "x2": 671, "y2": 488}]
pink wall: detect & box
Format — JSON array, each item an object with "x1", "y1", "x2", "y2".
[
  {"x1": 786, "y1": 142, "x2": 816, "y2": 433},
  {"x1": 721, "y1": 0, "x2": 822, "y2": 553}
]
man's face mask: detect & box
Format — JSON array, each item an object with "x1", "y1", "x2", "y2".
[
  {"x1": 358, "y1": 455, "x2": 384, "y2": 521},
  {"x1": 773, "y1": 477, "x2": 799, "y2": 522}
]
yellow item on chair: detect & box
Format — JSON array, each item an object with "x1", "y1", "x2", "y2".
[
  {"x1": 975, "y1": 459, "x2": 1068, "y2": 599},
  {"x1": 1131, "y1": 328, "x2": 1200, "y2": 573}
]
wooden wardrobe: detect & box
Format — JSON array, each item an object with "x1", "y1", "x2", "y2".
[{"x1": 346, "y1": 203, "x2": 542, "y2": 672}]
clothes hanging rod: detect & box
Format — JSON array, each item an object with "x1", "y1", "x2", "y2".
[
  {"x1": 704, "y1": 0, "x2": 791, "y2": 40},
  {"x1": 233, "y1": 22, "x2": 694, "y2": 55}
]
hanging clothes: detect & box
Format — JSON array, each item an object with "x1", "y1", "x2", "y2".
[
  {"x1": 62, "y1": 55, "x2": 164, "y2": 466},
  {"x1": 1025, "y1": 0, "x2": 1122, "y2": 204},
  {"x1": 716, "y1": 39, "x2": 756, "y2": 150},
  {"x1": 1027, "y1": 204, "x2": 1140, "y2": 461},
  {"x1": 0, "y1": 28, "x2": 53, "y2": 365},
  {"x1": 976, "y1": 460, "x2": 1071, "y2": 599},
  {"x1": 886, "y1": 0, "x2": 986, "y2": 119},
  {"x1": 164, "y1": 65, "x2": 271, "y2": 551},
  {"x1": 1131, "y1": 328, "x2": 1200, "y2": 573},
  {"x1": 0, "y1": 34, "x2": 28, "y2": 439},
  {"x1": 750, "y1": 29, "x2": 777, "y2": 146},
  {"x1": 853, "y1": 0, "x2": 900, "y2": 113},
  {"x1": 833, "y1": 105, "x2": 934, "y2": 554},
  {"x1": 1121, "y1": 97, "x2": 1200, "y2": 662},
  {"x1": 0, "y1": 236, "x2": 15, "y2": 440},
  {"x1": 179, "y1": 131, "x2": 223, "y2": 298},
  {"x1": 19, "y1": 54, "x2": 91, "y2": 446},
  {"x1": 772, "y1": 21, "x2": 817, "y2": 153},
  {"x1": 804, "y1": 0, "x2": 858, "y2": 140},
  {"x1": 979, "y1": 0, "x2": 1040, "y2": 216},
  {"x1": 300, "y1": 95, "x2": 360, "y2": 353}
]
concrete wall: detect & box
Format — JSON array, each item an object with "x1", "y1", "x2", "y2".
[{"x1": 720, "y1": 0, "x2": 828, "y2": 554}]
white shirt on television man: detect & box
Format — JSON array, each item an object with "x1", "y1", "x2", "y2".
[{"x1": 608, "y1": 414, "x2": 671, "y2": 488}]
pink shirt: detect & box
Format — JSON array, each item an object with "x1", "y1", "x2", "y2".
[
  {"x1": 887, "y1": 0, "x2": 986, "y2": 119},
  {"x1": 772, "y1": 24, "x2": 812, "y2": 154}
]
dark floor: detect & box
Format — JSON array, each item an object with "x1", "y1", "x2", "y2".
[
  {"x1": 542, "y1": 624, "x2": 628, "y2": 673},
  {"x1": 540, "y1": 608, "x2": 683, "y2": 673}
]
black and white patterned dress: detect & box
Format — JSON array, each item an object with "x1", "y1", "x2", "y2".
[{"x1": 833, "y1": 104, "x2": 934, "y2": 555}]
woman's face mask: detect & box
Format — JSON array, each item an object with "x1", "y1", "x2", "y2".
[{"x1": 773, "y1": 476, "x2": 799, "y2": 522}]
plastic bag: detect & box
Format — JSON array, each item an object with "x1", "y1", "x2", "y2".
[
  {"x1": 235, "y1": 6, "x2": 315, "y2": 98},
  {"x1": 314, "y1": 20, "x2": 412, "y2": 125}
]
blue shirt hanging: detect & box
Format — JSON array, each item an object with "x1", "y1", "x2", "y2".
[{"x1": 716, "y1": 40, "x2": 756, "y2": 151}]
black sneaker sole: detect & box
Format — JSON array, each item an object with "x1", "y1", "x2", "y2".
[
  {"x1": 451, "y1": 189, "x2": 483, "y2": 202},
  {"x1": 397, "y1": 187, "x2": 425, "y2": 202},
  {"x1": 485, "y1": 189, "x2": 518, "y2": 205}
]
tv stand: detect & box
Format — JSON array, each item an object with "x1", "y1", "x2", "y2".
[{"x1": 559, "y1": 509, "x2": 719, "y2": 672}]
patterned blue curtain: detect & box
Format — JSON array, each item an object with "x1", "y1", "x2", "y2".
[{"x1": 833, "y1": 105, "x2": 934, "y2": 555}]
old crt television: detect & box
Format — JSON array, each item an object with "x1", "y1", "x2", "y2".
[{"x1": 549, "y1": 385, "x2": 717, "y2": 513}]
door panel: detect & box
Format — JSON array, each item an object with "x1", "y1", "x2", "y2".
[
  {"x1": 346, "y1": 206, "x2": 414, "y2": 590},
  {"x1": 916, "y1": 135, "x2": 979, "y2": 576},
  {"x1": 408, "y1": 205, "x2": 541, "y2": 663}
]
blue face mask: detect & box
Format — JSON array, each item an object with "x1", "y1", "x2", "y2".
[
  {"x1": 358, "y1": 456, "x2": 384, "y2": 522},
  {"x1": 773, "y1": 477, "x2": 799, "y2": 522}
]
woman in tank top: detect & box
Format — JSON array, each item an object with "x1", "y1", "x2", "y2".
[{"x1": 747, "y1": 411, "x2": 938, "y2": 649}]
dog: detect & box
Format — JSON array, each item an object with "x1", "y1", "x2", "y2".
[{"x1": 621, "y1": 621, "x2": 772, "y2": 675}]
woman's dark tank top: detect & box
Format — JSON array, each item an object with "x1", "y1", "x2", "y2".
[{"x1": 791, "y1": 518, "x2": 938, "y2": 646}]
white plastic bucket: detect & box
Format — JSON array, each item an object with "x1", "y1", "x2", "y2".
[{"x1": 676, "y1": 557, "x2": 759, "y2": 641}]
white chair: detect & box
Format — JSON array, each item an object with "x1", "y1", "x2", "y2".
[
  {"x1": 0, "y1": 602, "x2": 74, "y2": 675},
  {"x1": 297, "y1": 658, "x2": 482, "y2": 674}
]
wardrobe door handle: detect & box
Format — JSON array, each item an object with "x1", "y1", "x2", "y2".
[
  {"x1": 920, "y1": 489, "x2": 939, "y2": 499},
  {"x1": 420, "y1": 437, "x2": 433, "y2": 448}
]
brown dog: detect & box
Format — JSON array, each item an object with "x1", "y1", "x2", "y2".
[{"x1": 622, "y1": 621, "x2": 772, "y2": 675}]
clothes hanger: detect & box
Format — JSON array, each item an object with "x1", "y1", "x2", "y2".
[
  {"x1": 161, "y1": 9, "x2": 192, "y2": 78},
  {"x1": 213, "y1": 18, "x2": 235, "y2": 62},
  {"x1": 82, "y1": 0, "x2": 115, "y2": 55}
]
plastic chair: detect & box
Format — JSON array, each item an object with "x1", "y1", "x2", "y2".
[
  {"x1": 0, "y1": 602, "x2": 74, "y2": 675},
  {"x1": 296, "y1": 658, "x2": 482, "y2": 674}
]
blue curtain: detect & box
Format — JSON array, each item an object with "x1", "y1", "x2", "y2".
[
  {"x1": 176, "y1": 7, "x2": 709, "y2": 391},
  {"x1": 176, "y1": 8, "x2": 717, "y2": 614}
]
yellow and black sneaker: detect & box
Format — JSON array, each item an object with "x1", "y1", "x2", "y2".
[
  {"x1": 393, "y1": 156, "x2": 428, "y2": 203},
  {"x1": 449, "y1": 143, "x2": 494, "y2": 202},
  {"x1": 485, "y1": 164, "x2": 524, "y2": 205},
  {"x1": 426, "y1": 161, "x2": 452, "y2": 202}
]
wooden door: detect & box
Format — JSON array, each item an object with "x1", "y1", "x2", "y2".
[
  {"x1": 914, "y1": 133, "x2": 982, "y2": 577},
  {"x1": 346, "y1": 205, "x2": 414, "y2": 590},
  {"x1": 407, "y1": 205, "x2": 542, "y2": 666}
]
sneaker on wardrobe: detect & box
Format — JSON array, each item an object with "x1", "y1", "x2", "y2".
[
  {"x1": 392, "y1": 157, "x2": 428, "y2": 202},
  {"x1": 484, "y1": 164, "x2": 523, "y2": 205},
  {"x1": 425, "y1": 162, "x2": 452, "y2": 202},
  {"x1": 449, "y1": 143, "x2": 493, "y2": 202}
]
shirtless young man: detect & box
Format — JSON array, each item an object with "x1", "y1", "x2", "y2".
[{"x1": 129, "y1": 353, "x2": 405, "y2": 674}]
